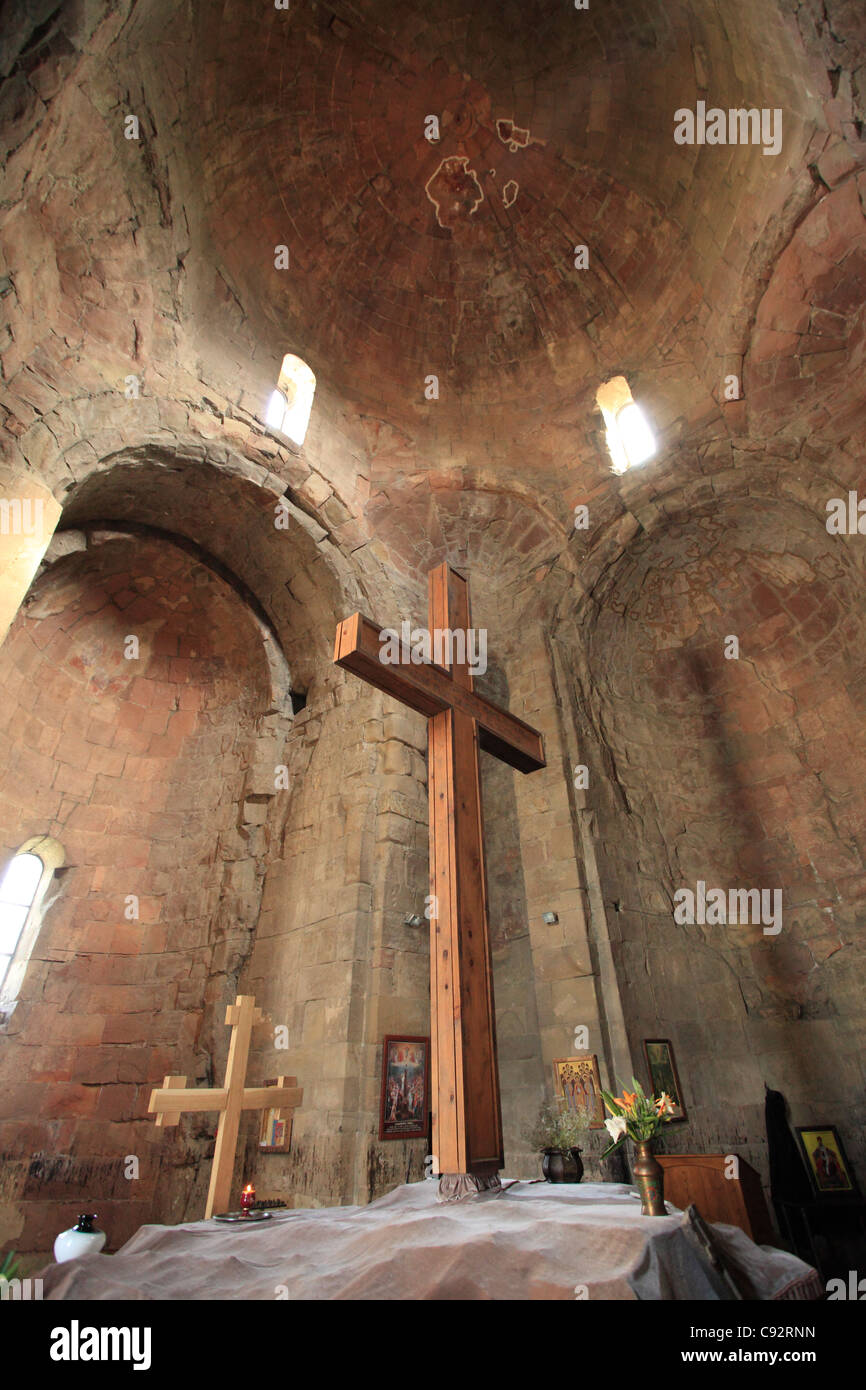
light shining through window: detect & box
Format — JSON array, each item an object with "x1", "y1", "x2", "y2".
[
  {"x1": 0, "y1": 852, "x2": 43, "y2": 988},
  {"x1": 265, "y1": 390, "x2": 286, "y2": 430},
  {"x1": 265, "y1": 355, "x2": 316, "y2": 447},
  {"x1": 613, "y1": 401, "x2": 656, "y2": 469},
  {"x1": 597, "y1": 376, "x2": 657, "y2": 473}
]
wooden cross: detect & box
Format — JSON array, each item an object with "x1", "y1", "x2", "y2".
[
  {"x1": 148, "y1": 994, "x2": 303, "y2": 1218},
  {"x1": 334, "y1": 564, "x2": 545, "y2": 1187}
]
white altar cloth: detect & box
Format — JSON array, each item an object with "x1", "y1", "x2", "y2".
[{"x1": 39, "y1": 1179, "x2": 820, "y2": 1301}]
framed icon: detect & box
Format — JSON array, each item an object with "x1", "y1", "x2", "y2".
[
  {"x1": 643, "y1": 1039, "x2": 687, "y2": 1122},
  {"x1": 379, "y1": 1036, "x2": 429, "y2": 1140},
  {"x1": 552, "y1": 1054, "x2": 605, "y2": 1128},
  {"x1": 795, "y1": 1126, "x2": 858, "y2": 1198},
  {"x1": 257, "y1": 1076, "x2": 297, "y2": 1152}
]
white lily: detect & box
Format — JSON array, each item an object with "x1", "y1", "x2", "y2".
[{"x1": 605, "y1": 1115, "x2": 628, "y2": 1142}]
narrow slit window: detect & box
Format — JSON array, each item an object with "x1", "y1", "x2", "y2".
[
  {"x1": 265, "y1": 355, "x2": 316, "y2": 448},
  {"x1": 596, "y1": 376, "x2": 656, "y2": 473}
]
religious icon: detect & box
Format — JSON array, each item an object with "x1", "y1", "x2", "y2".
[
  {"x1": 643, "y1": 1039, "x2": 687, "y2": 1122},
  {"x1": 379, "y1": 1036, "x2": 430, "y2": 1140},
  {"x1": 795, "y1": 1126, "x2": 857, "y2": 1198},
  {"x1": 552, "y1": 1055, "x2": 605, "y2": 1127},
  {"x1": 257, "y1": 1078, "x2": 296, "y2": 1152}
]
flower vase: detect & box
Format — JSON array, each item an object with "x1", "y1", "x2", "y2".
[{"x1": 632, "y1": 1141, "x2": 666, "y2": 1215}]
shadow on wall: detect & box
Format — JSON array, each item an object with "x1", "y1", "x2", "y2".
[{"x1": 566, "y1": 499, "x2": 866, "y2": 1194}]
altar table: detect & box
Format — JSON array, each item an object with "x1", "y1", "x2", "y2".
[{"x1": 39, "y1": 1180, "x2": 821, "y2": 1302}]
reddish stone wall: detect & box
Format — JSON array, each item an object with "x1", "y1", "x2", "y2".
[
  {"x1": 565, "y1": 499, "x2": 866, "y2": 1196},
  {"x1": 0, "y1": 534, "x2": 278, "y2": 1256}
]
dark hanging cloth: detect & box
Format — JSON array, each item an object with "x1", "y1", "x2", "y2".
[{"x1": 765, "y1": 1086, "x2": 811, "y2": 1208}]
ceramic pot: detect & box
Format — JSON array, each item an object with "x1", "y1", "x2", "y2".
[
  {"x1": 542, "y1": 1147, "x2": 584, "y2": 1183},
  {"x1": 632, "y1": 1141, "x2": 666, "y2": 1215},
  {"x1": 53, "y1": 1214, "x2": 107, "y2": 1264}
]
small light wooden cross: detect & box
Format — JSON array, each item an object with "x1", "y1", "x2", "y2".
[{"x1": 148, "y1": 994, "x2": 303, "y2": 1218}]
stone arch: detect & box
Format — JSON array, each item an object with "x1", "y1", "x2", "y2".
[
  {"x1": 43, "y1": 523, "x2": 294, "y2": 717},
  {"x1": 8, "y1": 392, "x2": 366, "y2": 626},
  {"x1": 0, "y1": 522, "x2": 297, "y2": 1251},
  {"x1": 556, "y1": 442, "x2": 866, "y2": 629},
  {"x1": 553, "y1": 485, "x2": 866, "y2": 1185},
  {"x1": 746, "y1": 175, "x2": 866, "y2": 441},
  {"x1": 50, "y1": 444, "x2": 365, "y2": 688}
]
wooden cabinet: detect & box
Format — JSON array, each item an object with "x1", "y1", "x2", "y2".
[{"x1": 657, "y1": 1153, "x2": 777, "y2": 1245}]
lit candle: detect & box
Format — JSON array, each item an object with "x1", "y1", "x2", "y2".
[{"x1": 241, "y1": 1183, "x2": 255, "y2": 1214}]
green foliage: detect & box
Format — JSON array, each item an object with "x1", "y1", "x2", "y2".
[
  {"x1": 0, "y1": 1250, "x2": 21, "y2": 1281},
  {"x1": 523, "y1": 1100, "x2": 590, "y2": 1154}
]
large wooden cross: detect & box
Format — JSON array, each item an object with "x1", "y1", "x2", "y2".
[
  {"x1": 334, "y1": 564, "x2": 545, "y2": 1189},
  {"x1": 148, "y1": 994, "x2": 303, "y2": 1218}
]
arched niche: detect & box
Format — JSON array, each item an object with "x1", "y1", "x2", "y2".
[
  {"x1": 0, "y1": 528, "x2": 286, "y2": 1253},
  {"x1": 557, "y1": 492, "x2": 866, "y2": 1186}
]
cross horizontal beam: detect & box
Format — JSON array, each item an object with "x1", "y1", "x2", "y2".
[
  {"x1": 240, "y1": 1085, "x2": 301, "y2": 1112},
  {"x1": 334, "y1": 612, "x2": 545, "y2": 774},
  {"x1": 148, "y1": 1084, "x2": 302, "y2": 1118}
]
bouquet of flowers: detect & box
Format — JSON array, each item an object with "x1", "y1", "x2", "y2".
[{"x1": 600, "y1": 1077, "x2": 676, "y2": 1157}]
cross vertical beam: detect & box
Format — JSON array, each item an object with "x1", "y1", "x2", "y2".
[
  {"x1": 206, "y1": 995, "x2": 261, "y2": 1218},
  {"x1": 428, "y1": 567, "x2": 502, "y2": 1177}
]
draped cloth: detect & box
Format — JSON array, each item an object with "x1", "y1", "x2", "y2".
[
  {"x1": 40, "y1": 1179, "x2": 820, "y2": 1302},
  {"x1": 437, "y1": 1172, "x2": 501, "y2": 1202}
]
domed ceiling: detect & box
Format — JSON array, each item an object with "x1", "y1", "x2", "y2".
[
  {"x1": 4, "y1": 0, "x2": 863, "y2": 602},
  {"x1": 177, "y1": 0, "x2": 824, "y2": 479}
]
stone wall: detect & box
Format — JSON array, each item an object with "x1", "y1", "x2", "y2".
[
  {"x1": 0, "y1": 533, "x2": 284, "y2": 1255},
  {"x1": 242, "y1": 670, "x2": 433, "y2": 1210},
  {"x1": 557, "y1": 494, "x2": 866, "y2": 1202}
]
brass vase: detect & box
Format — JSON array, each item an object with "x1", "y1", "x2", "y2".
[{"x1": 632, "y1": 1140, "x2": 666, "y2": 1215}]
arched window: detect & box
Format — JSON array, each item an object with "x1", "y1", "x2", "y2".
[
  {"x1": 0, "y1": 838, "x2": 65, "y2": 1015},
  {"x1": 0, "y1": 853, "x2": 42, "y2": 987},
  {"x1": 265, "y1": 354, "x2": 316, "y2": 448},
  {"x1": 596, "y1": 376, "x2": 656, "y2": 473}
]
